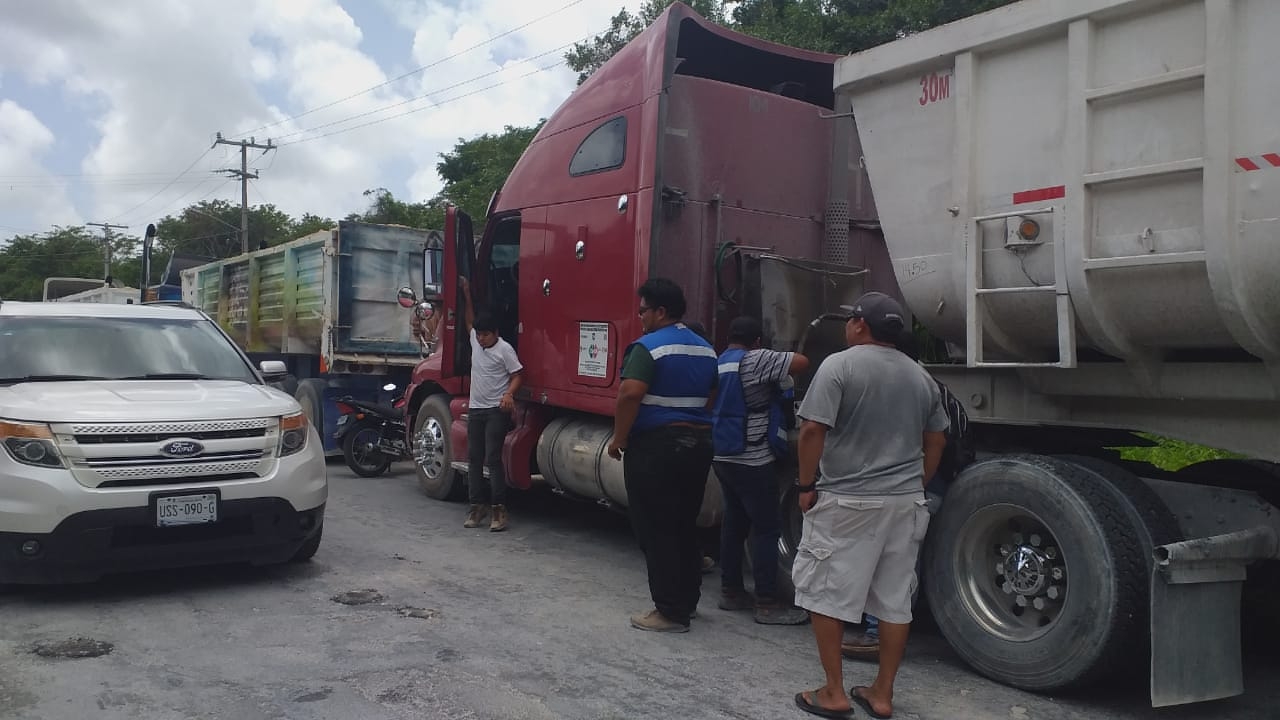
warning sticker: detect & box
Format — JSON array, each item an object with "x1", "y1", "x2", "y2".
[{"x1": 578, "y1": 322, "x2": 610, "y2": 378}]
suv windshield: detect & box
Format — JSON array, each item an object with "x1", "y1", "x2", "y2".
[{"x1": 0, "y1": 316, "x2": 257, "y2": 384}]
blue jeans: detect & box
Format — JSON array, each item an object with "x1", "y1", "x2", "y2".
[{"x1": 713, "y1": 461, "x2": 782, "y2": 601}]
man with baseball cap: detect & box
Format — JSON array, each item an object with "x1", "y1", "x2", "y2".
[{"x1": 791, "y1": 292, "x2": 950, "y2": 719}]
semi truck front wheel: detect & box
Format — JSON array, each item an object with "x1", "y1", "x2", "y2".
[{"x1": 413, "y1": 395, "x2": 461, "y2": 500}]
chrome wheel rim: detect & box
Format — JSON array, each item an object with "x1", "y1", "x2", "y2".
[
  {"x1": 413, "y1": 416, "x2": 446, "y2": 480},
  {"x1": 953, "y1": 504, "x2": 1068, "y2": 641}
]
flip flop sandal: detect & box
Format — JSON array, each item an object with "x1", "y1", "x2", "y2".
[
  {"x1": 849, "y1": 686, "x2": 892, "y2": 719},
  {"x1": 793, "y1": 690, "x2": 854, "y2": 719}
]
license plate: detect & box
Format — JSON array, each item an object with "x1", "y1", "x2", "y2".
[{"x1": 156, "y1": 493, "x2": 218, "y2": 527}]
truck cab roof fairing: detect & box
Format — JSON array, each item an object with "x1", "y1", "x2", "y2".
[{"x1": 493, "y1": 2, "x2": 838, "y2": 215}]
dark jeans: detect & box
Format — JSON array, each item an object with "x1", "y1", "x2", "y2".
[
  {"x1": 467, "y1": 407, "x2": 509, "y2": 505},
  {"x1": 713, "y1": 460, "x2": 781, "y2": 600},
  {"x1": 624, "y1": 425, "x2": 713, "y2": 625}
]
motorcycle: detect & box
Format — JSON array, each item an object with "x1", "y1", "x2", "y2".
[{"x1": 334, "y1": 383, "x2": 410, "y2": 477}]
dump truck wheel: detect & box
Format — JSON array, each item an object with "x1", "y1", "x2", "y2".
[{"x1": 924, "y1": 454, "x2": 1153, "y2": 691}]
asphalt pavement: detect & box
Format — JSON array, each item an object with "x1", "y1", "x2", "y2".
[{"x1": 1, "y1": 462, "x2": 1276, "y2": 719}]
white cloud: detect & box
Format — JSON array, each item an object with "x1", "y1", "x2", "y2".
[
  {"x1": 0, "y1": 0, "x2": 644, "y2": 237},
  {"x1": 0, "y1": 99, "x2": 81, "y2": 230}
]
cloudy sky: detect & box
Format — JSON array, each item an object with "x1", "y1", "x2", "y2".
[{"x1": 0, "y1": 0, "x2": 640, "y2": 244}]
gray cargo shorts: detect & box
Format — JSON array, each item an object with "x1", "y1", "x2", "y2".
[{"x1": 791, "y1": 491, "x2": 930, "y2": 624}]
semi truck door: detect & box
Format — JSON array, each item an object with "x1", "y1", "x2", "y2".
[{"x1": 437, "y1": 205, "x2": 475, "y2": 379}]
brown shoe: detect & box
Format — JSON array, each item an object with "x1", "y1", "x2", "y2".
[
  {"x1": 463, "y1": 504, "x2": 488, "y2": 529},
  {"x1": 754, "y1": 602, "x2": 810, "y2": 626},
  {"x1": 718, "y1": 588, "x2": 755, "y2": 611},
  {"x1": 841, "y1": 631, "x2": 880, "y2": 661},
  {"x1": 489, "y1": 505, "x2": 509, "y2": 532},
  {"x1": 629, "y1": 609, "x2": 689, "y2": 633}
]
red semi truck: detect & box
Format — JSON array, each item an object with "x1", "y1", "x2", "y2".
[{"x1": 394, "y1": 1, "x2": 1280, "y2": 707}]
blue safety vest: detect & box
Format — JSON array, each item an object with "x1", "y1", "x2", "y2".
[
  {"x1": 628, "y1": 324, "x2": 717, "y2": 435},
  {"x1": 711, "y1": 347, "x2": 791, "y2": 459}
]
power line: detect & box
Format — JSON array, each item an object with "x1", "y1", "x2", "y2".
[
  {"x1": 213, "y1": 135, "x2": 276, "y2": 254},
  {"x1": 0, "y1": 170, "x2": 214, "y2": 179},
  {"x1": 232, "y1": 0, "x2": 588, "y2": 139},
  {"x1": 85, "y1": 222, "x2": 129, "y2": 284},
  {"x1": 108, "y1": 145, "x2": 216, "y2": 223},
  {"x1": 144, "y1": 175, "x2": 233, "y2": 222},
  {"x1": 283, "y1": 58, "x2": 569, "y2": 147},
  {"x1": 1, "y1": 178, "x2": 235, "y2": 260},
  {"x1": 271, "y1": 34, "x2": 584, "y2": 145},
  {"x1": 2, "y1": 177, "x2": 215, "y2": 189}
]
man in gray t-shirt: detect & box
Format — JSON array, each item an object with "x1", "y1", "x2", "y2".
[{"x1": 790, "y1": 292, "x2": 948, "y2": 720}]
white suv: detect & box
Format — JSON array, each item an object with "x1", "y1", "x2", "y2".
[{"x1": 0, "y1": 300, "x2": 327, "y2": 583}]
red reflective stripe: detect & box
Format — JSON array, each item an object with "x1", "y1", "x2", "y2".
[
  {"x1": 1237, "y1": 157, "x2": 1261, "y2": 171},
  {"x1": 1264, "y1": 153, "x2": 1280, "y2": 167},
  {"x1": 1011, "y1": 185, "x2": 1065, "y2": 205}
]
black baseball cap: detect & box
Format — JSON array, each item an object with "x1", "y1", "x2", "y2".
[{"x1": 841, "y1": 292, "x2": 906, "y2": 341}]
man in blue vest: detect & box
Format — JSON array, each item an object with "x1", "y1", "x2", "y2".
[
  {"x1": 712, "y1": 316, "x2": 810, "y2": 625},
  {"x1": 607, "y1": 278, "x2": 718, "y2": 633}
]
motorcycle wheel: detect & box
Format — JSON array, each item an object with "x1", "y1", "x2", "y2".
[{"x1": 342, "y1": 421, "x2": 394, "y2": 477}]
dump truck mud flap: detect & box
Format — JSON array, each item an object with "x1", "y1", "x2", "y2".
[{"x1": 1150, "y1": 526, "x2": 1279, "y2": 707}]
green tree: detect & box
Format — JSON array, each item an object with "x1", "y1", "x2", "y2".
[
  {"x1": 566, "y1": 0, "x2": 727, "y2": 84},
  {"x1": 153, "y1": 199, "x2": 297, "y2": 260},
  {"x1": 349, "y1": 122, "x2": 544, "y2": 230},
  {"x1": 292, "y1": 213, "x2": 336, "y2": 237},
  {"x1": 819, "y1": 0, "x2": 1017, "y2": 54},
  {"x1": 567, "y1": 0, "x2": 1018, "y2": 80},
  {"x1": 433, "y1": 122, "x2": 545, "y2": 222},
  {"x1": 346, "y1": 188, "x2": 443, "y2": 229},
  {"x1": 0, "y1": 227, "x2": 141, "y2": 301}
]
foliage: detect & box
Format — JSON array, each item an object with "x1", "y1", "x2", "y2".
[
  {"x1": 347, "y1": 122, "x2": 543, "y2": 229},
  {"x1": 0, "y1": 227, "x2": 138, "y2": 301},
  {"x1": 153, "y1": 199, "x2": 304, "y2": 260},
  {"x1": 0, "y1": 122, "x2": 541, "y2": 300},
  {"x1": 345, "y1": 188, "x2": 443, "y2": 229},
  {"x1": 566, "y1": 0, "x2": 1019, "y2": 81},
  {"x1": 434, "y1": 122, "x2": 544, "y2": 222},
  {"x1": 566, "y1": 0, "x2": 727, "y2": 84},
  {"x1": 1114, "y1": 434, "x2": 1245, "y2": 472}
]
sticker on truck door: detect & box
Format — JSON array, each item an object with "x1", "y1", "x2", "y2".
[{"x1": 578, "y1": 322, "x2": 610, "y2": 379}]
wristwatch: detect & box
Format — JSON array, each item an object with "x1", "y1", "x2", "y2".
[{"x1": 795, "y1": 480, "x2": 816, "y2": 492}]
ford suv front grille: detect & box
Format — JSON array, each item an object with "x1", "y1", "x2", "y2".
[{"x1": 51, "y1": 418, "x2": 278, "y2": 488}]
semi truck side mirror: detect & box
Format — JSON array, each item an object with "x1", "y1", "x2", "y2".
[
  {"x1": 397, "y1": 287, "x2": 418, "y2": 308},
  {"x1": 423, "y1": 237, "x2": 444, "y2": 302}
]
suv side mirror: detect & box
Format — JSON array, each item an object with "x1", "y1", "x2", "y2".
[
  {"x1": 259, "y1": 360, "x2": 288, "y2": 380},
  {"x1": 397, "y1": 287, "x2": 418, "y2": 308}
]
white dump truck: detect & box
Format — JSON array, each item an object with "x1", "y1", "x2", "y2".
[{"x1": 834, "y1": 0, "x2": 1280, "y2": 707}]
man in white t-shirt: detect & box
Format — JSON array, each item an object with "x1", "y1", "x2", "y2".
[{"x1": 459, "y1": 277, "x2": 523, "y2": 532}]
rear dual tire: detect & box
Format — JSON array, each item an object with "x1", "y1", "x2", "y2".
[{"x1": 924, "y1": 454, "x2": 1179, "y2": 691}]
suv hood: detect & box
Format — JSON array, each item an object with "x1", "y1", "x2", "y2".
[{"x1": 0, "y1": 380, "x2": 299, "y2": 423}]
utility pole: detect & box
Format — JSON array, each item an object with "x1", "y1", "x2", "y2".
[
  {"x1": 86, "y1": 221, "x2": 129, "y2": 285},
  {"x1": 214, "y1": 132, "x2": 275, "y2": 254}
]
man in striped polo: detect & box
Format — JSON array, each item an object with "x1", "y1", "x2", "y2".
[
  {"x1": 711, "y1": 316, "x2": 810, "y2": 625},
  {"x1": 607, "y1": 278, "x2": 718, "y2": 633}
]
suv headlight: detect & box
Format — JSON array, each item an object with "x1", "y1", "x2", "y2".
[
  {"x1": 278, "y1": 412, "x2": 308, "y2": 457},
  {"x1": 0, "y1": 420, "x2": 64, "y2": 468}
]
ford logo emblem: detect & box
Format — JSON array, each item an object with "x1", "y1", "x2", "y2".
[{"x1": 161, "y1": 440, "x2": 204, "y2": 458}]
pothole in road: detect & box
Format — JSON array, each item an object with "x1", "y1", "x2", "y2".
[
  {"x1": 396, "y1": 606, "x2": 439, "y2": 620},
  {"x1": 331, "y1": 589, "x2": 384, "y2": 606},
  {"x1": 31, "y1": 638, "x2": 114, "y2": 659}
]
